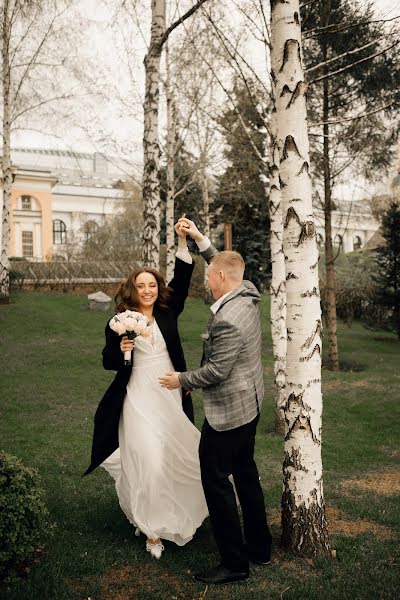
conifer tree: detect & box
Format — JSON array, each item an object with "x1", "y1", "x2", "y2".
[
  {"x1": 374, "y1": 202, "x2": 400, "y2": 340},
  {"x1": 214, "y1": 82, "x2": 270, "y2": 289}
]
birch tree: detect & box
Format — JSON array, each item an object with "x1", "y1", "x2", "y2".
[
  {"x1": 182, "y1": 66, "x2": 218, "y2": 297},
  {"x1": 1, "y1": 0, "x2": 74, "y2": 303},
  {"x1": 269, "y1": 72, "x2": 286, "y2": 435},
  {"x1": 164, "y1": 42, "x2": 177, "y2": 283},
  {"x1": 1, "y1": 0, "x2": 13, "y2": 303},
  {"x1": 162, "y1": 15, "x2": 222, "y2": 284},
  {"x1": 196, "y1": 1, "x2": 289, "y2": 402},
  {"x1": 271, "y1": 0, "x2": 330, "y2": 555},
  {"x1": 141, "y1": 0, "x2": 210, "y2": 269}
]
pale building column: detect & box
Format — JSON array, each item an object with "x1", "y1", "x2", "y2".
[
  {"x1": 342, "y1": 229, "x2": 353, "y2": 253},
  {"x1": 14, "y1": 223, "x2": 21, "y2": 257},
  {"x1": 71, "y1": 211, "x2": 82, "y2": 240},
  {"x1": 35, "y1": 223, "x2": 42, "y2": 259}
]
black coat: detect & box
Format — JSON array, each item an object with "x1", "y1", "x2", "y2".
[{"x1": 83, "y1": 257, "x2": 195, "y2": 476}]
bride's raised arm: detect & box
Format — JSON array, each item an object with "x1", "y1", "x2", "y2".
[{"x1": 166, "y1": 220, "x2": 195, "y2": 317}]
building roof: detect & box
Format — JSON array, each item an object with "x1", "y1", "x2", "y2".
[
  {"x1": 5, "y1": 147, "x2": 134, "y2": 189},
  {"x1": 12, "y1": 147, "x2": 94, "y2": 159}
]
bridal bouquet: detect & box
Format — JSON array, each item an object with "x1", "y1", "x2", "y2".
[{"x1": 109, "y1": 310, "x2": 151, "y2": 365}]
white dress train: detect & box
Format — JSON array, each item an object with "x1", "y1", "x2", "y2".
[{"x1": 101, "y1": 320, "x2": 208, "y2": 545}]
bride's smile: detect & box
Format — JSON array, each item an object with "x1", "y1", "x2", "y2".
[{"x1": 135, "y1": 272, "x2": 158, "y2": 310}]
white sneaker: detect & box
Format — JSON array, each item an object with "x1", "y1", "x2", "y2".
[{"x1": 146, "y1": 540, "x2": 164, "y2": 559}]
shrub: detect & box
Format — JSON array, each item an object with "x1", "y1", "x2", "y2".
[
  {"x1": 9, "y1": 269, "x2": 25, "y2": 292},
  {"x1": 0, "y1": 451, "x2": 52, "y2": 582},
  {"x1": 319, "y1": 250, "x2": 389, "y2": 327}
]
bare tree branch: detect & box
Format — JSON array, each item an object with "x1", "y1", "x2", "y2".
[
  {"x1": 304, "y1": 14, "x2": 400, "y2": 39},
  {"x1": 159, "y1": 0, "x2": 210, "y2": 48},
  {"x1": 309, "y1": 40, "x2": 400, "y2": 85},
  {"x1": 310, "y1": 101, "x2": 397, "y2": 127},
  {"x1": 305, "y1": 34, "x2": 393, "y2": 74}
]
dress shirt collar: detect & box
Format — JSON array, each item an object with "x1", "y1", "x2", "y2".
[{"x1": 210, "y1": 290, "x2": 235, "y2": 314}]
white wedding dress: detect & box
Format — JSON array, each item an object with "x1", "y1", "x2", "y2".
[{"x1": 101, "y1": 320, "x2": 208, "y2": 545}]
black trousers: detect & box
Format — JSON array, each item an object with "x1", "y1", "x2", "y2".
[{"x1": 199, "y1": 415, "x2": 272, "y2": 571}]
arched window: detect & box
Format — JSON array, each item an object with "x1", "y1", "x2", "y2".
[
  {"x1": 316, "y1": 233, "x2": 324, "y2": 248},
  {"x1": 83, "y1": 220, "x2": 98, "y2": 241},
  {"x1": 21, "y1": 195, "x2": 32, "y2": 210},
  {"x1": 334, "y1": 234, "x2": 343, "y2": 247},
  {"x1": 353, "y1": 235, "x2": 362, "y2": 250},
  {"x1": 53, "y1": 220, "x2": 67, "y2": 244}
]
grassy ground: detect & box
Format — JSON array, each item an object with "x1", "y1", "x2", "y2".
[{"x1": 0, "y1": 292, "x2": 399, "y2": 600}]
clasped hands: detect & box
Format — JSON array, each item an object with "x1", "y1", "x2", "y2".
[{"x1": 175, "y1": 216, "x2": 204, "y2": 242}]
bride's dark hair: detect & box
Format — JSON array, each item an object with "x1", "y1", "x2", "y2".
[{"x1": 115, "y1": 267, "x2": 173, "y2": 313}]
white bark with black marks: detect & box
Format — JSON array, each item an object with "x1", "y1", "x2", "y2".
[
  {"x1": 141, "y1": 0, "x2": 211, "y2": 269},
  {"x1": 165, "y1": 42, "x2": 176, "y2": 284},
  {"x1": 1, "y1": 1, "x2": 12, "y2": 303},
  {"x1": 271, "y1": 0, "x2": 330, "y2": 556},
  {"x1": 269, "y1": 38, "x2": 287, "y2": 434},
  {"x1": 142, "y1": 0, "x2": 166, "y2": 269},
  {"x1": 201, "y1": 167, "x2": 210, "y2": 297}
]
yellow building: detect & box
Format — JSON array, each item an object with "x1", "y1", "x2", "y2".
[{"x1": 6, "y1": 148, "x2": 130, "y2": 260}]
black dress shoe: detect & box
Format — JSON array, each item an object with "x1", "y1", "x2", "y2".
[{"x1": 194, "y1": 564, "x2": 249, "y2": 585}]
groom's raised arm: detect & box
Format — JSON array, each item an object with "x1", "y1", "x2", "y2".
[{"x1": 197, "y1": 236, "x2": 218, "y2": 264}]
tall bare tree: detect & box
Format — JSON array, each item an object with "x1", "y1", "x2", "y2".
[
  {"x1": 164, "y1": 41, "x2": 177, "y2": 283},
  {"x1": 0, "y1": 0, "x2": 74, "y2": 303},
  {"x1": 141, "y1": 0, "x2": 210, "y2": 269},
  {"x1": 271, "y1": 0, "x2": 331, "y2": 556}
]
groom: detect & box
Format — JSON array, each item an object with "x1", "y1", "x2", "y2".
[{"x1": 160, "y1": 218, "x2": 272, "y2": 585}]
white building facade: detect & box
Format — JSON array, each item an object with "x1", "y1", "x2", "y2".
[
  {"x1": 7, "y1": 148, "x2": 132, "y2": 260},
  {"x1": 314, "y1": 200, "x2": 380, "y2": 253},
  {"x1": 4, "y1": 147, "x2": 387, "y2": 261}
]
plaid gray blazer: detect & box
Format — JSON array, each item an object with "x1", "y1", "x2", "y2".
[{"x1": 179, "y1": 244, "x2": 264, "y2": 431}]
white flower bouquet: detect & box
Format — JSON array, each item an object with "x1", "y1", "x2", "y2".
[{"x1": 109, "y1": 310, "x2": 151, "y2": 365}]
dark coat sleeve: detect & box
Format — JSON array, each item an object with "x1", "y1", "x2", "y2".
[
  {"x1": 102, "y1": 322, "x2": 125, "y2": 371},
  {"x1": 167, "y1": 256, "x2": 195, "y2": 318},
  {"x1": 166, "y1": 255, "x2": 195, "y2": 423}
]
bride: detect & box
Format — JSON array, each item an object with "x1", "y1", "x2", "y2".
[{"x1": 84, "y1": 221, "x2": 208, "y2": 559}]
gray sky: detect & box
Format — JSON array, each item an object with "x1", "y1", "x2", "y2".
[
  {"x1": 11, "y1": 0, "x2": 399, "y2": 198},
  {"x1": 374, "y1": 0, "x2": 400, "y2": 18}
]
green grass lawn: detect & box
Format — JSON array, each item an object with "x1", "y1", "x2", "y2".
[{"x1": 0, "y1": 292, "x2": 399, "y2": 600}]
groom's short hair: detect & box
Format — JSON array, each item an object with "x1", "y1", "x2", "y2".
[{"x1": 211, "y1": 251, "x2": 245, "y2": 281}]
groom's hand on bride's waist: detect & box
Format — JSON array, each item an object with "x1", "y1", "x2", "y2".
[{"x1": 159, "y1": 372, "x2": 182, "y2": 390}]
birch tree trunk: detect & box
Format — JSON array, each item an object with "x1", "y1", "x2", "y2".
[
  {"x1": 141, "y1": 0, "x2": 210, "y2": 269},
  {"x1": 165, "y1": 43, "x2": 176, "y2": 284},
  {"x1": 321, "y1": 0, "x2": 339, "y2": 371},
  {"x1": 0, "y1": 1, "x2": 12, "y2": 304},
  {"x1": 271, "y1": 0, "x2": 331, "y2": 556},
  {"x1": 142, "y1": 0, "x2": 166, "y2": 269},
  {"x1": 201, "y1": 166, "x2": 210, "y2": 300},
  {"x1": 269, "y1": 76, "x2": 287, "y2": 434}
]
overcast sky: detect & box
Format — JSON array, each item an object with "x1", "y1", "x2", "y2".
[
  {"x1": 11, "y1": 0, "x2": 399, "y2": 199},
  {"x1": 374, "y1": 0, "x2": 400, "y2": 18}
]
